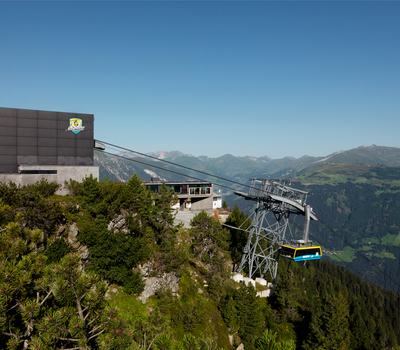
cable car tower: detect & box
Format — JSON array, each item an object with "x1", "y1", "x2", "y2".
[{"x1": 234, "y1": 179, "x2": 320, "y2": 284}]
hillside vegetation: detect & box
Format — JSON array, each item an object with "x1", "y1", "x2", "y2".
[
  {"x1": 1, "y1": 177, "x2": 400, "y2": 350},
  {"x1": 225, "y1": 163, "x2": 400, "y2": 293}
]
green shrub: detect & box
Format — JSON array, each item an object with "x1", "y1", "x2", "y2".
[
  {"x1": 45, "y1": 238, "x2": 72, "y2": 264},
  {"x1": 123, "y1": 271, "x2": 145, "y2": 295}
]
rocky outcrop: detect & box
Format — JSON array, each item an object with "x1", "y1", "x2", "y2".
[
  {"x1": 67, "y1": 223, "x2": 80, "y2": 249},
  {"x1": 140, "y1": 261, "x2": 155, "y2": 277},
  {"x1": 67, "y1": 223, "x2": 89, "y2": 259},
  {"x1": 107, "y1": 210, "x2": 129, "y2": 233},
  {"x1": 138, "y1": 261, "x2": 180, "y2": 304}
]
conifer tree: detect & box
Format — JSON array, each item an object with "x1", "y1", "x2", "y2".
[
  {"x1": 304, "y1": 292, "x2": 350, "y2": 350},
  {"x1": 349, "y1": 308, "x2": 371, "y2": 349},
  {"x1": 190, "y1": 211, "x2": 229, "y2": 256},
  {"x1": 82, "y1": 174, "x2": 101, "y2": 206},
  {"x1": 32, "y1": 253, "x2": 129, "y2": 349},
  {"x1": 274, "y1": 267, "x2": 302, "y2": 323},
  {"x1": 0, "y1": 219, "x2": 48, "y2": 349},
  {"x1": 234, "y1": 284, "x2": 264, "y2": 350},
  {"x1": 180, "y1": 334, "x2": 202, "y2": 350},
  {"x1": 0, "y1": 209, "x2": 129, "y2": 350},
  {"x1": 153, "y1": 182, "x2": 177, "y2": 253},
  {"x1": 222, "y1": 296, "x2": 238, "y2": 331},
  {"x1": 123, "y1": 173, "x2": 145, "y2": 211},
  {"x1": 224, "y1": 205, "x2": 251, "y2": 266}
]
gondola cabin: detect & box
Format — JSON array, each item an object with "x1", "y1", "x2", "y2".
[{"x1": 280, "y1": 244, "x2": 322, "y2": 262}]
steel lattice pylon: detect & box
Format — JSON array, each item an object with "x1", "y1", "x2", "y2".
[{"x1": 234, "y1": 179, "x2": 317, "y2": 284}]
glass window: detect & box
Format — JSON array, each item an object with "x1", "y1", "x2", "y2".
[
  {"x1": 281, "y1": 246, "x2": 295, "y2": 258},
  {"x1": 295, "y1": 248, "x2": 320, "y2": 257}
]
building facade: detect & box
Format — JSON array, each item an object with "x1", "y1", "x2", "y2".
[
  {"x1": 0, "y1": 107, "x2": 99, "y2": 194},
  {"x1": 213, "y1": 194, "x2": 222, "y2": 210},
  {"x1": 146, "y1": 179, "x2": 214, "y2": 213}
]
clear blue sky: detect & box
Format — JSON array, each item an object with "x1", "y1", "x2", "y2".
[{"x1": 1, "y1": 1, "x2": 399, "y2": 159}]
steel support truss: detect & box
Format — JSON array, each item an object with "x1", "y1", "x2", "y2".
[{"x1": 234, "y1": 179, "x2": 316, "y2": 284}]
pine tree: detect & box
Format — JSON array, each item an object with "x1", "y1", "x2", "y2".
[
  {"x1": 0, "y1": 216, "x2": 49, "y2": 349},
  {"x1": 235, "y1": 284, "x2": 264, "y2": 350},
  {"x1": 180, "y1": 334, "x2": 202, "y2": 350},
  {"x1": 349, "y1": 307, "x2": 371, "y2": 350},
  {"x1": 82, "y1": 174, "x2": 101, "y2": 206},
  {"x1": 123, "y1": 173, "x2": 145, "y2": 211},
  {"x1": 153, "y1": 182, "x2": 177, "y2": 253},
  {"x1": 0, "y1": 209, "x2": 130, "y2": 350},
  {"x1": 190, "y1": 211, "x2": 229, "y2": 254},
  {"x1": 274, "y1": 267, "x2": 302, "y2": 323},
  {"x1": 222, "y1": 296, "x2": 238, "y2": 331},
  {"x1": 304, "y1": 291, "x2": 350, "y2": 350},
  {"x1": 32, "y1": 253, "x2": 129, "y2": 349},
  {"x1": 224, "y1": 205, "x2": 251, "y2": 266}
]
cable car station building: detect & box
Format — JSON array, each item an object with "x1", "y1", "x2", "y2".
[
  {"x1": 0, "y1": 107, "x2": 99, "y2": 194},
  {"x1": 146, "y1": 178, "x2": 214, "y2": 214}
]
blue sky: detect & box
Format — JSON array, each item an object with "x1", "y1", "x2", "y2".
[{"x1": 1, "y1": 1, "x2": 399, "y2": 159}]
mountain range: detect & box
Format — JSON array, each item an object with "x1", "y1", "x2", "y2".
[
  {"x1": 95, "y1": 144, "x2": 400, "y2": 293},
  {"x1": 95, "y1": 144, "x2": 400, "y2": 186}
]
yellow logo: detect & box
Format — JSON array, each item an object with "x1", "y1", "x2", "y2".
[{"x1": 66, "y1": 118, "x2": 85, "y2": 134}]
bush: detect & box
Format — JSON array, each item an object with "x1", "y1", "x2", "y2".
[
  {"x1": 45, "y1": 238, "x2": 72, "y2": 264},
  {"x1": 123, "y1": 271, "x2": 145, "y2": 295}
]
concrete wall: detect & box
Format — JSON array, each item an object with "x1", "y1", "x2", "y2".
[
  {"x1": 191, "y1": 196, "x2": 214, "y2": 214},
  {"x1": 0, "y1": 165, "x2": 99, "y2": 195}
]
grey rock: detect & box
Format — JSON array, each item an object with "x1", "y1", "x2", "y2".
[
  {"x1": 78, "y1": 245, "x2": 89, "y2": 259},
  {"x1": 107, "y1": 210, "x2": 129, "y2": 232},
  {"x1": 66, "y1": 223, "x2": 89, "y2": 259},
  {"x1": 67, "y1": 223, "x2": 80, "y2": 248},
  {"x1": 140, "y1": 261, "x2": 154, "y2": 277},
  {"x1": 139, "y1": 272, "x2": 180, "y2": 304}
]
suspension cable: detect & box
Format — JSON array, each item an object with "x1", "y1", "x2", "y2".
[
  {"x1": 97, "y1": 141, "x2": 399, "y2": 291},
  {"x1": 97, "y1": 140, "x2": 253, "y2": 191}
]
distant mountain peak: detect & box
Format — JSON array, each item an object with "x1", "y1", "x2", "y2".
[
  {"x1": 259, "y1": 155, "x2": 271, "y2": 160},
  {"x1": 357, "y1": 144, "x2": 377, "y2": 149},
  {"x1": 147, "y1": 150, "x2": 194, "y2": 159},
  {"x1": 314, "y1": 150, "x2": 344, "y2": 164}
]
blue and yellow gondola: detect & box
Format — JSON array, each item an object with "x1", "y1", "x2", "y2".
[{"x1": 280, "y1": 244, "x2": 322, "y2": 262}]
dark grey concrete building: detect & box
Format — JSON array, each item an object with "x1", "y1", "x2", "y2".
[{"x1": 0, "y1": 107, "x2": 99, "y2": 193}]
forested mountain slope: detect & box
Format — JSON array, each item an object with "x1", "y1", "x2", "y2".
[
  {"x1": 226, "y1": 164, "x2": 400, "y2": 293},
  {"x1": 1, "y1": 178, "x2": 400, "y2": 349}
]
